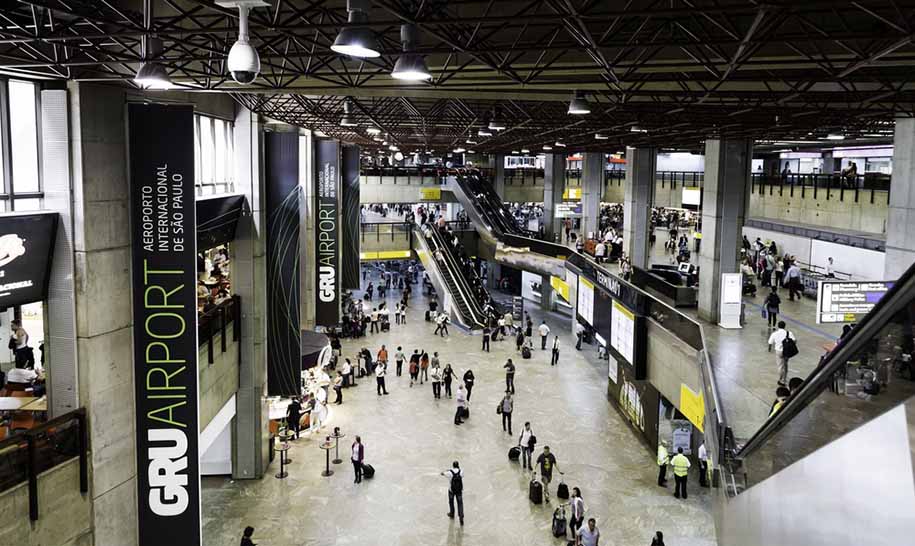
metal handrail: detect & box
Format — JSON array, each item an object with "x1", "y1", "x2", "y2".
[{"x1": 425, "y1": 226, "x2": 488, "y2": 328}]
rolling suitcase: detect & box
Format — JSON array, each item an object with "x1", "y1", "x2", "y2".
[
  {"x1": 521, "y1": 346, "x2": 532, "y2": 359},
  {"x1": 508, "y1": 446, "x2": 521, "y2": 461},
  {"x1": 557, "y1": 478, "x2": 569, "y2": 500},
  {"x1": 552, "y1": 506, "x2": 567, "y2": 537},
  {"x1": 529, "y1": 474, "x2": 543, "y2": 504},
  {"x1": 362, "y1": 464, "x2": 375, "y2": 479}
]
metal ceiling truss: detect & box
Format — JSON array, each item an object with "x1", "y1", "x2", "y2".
[{"x1": 2, "y1": 0, "x2": 915, "y2": 151}]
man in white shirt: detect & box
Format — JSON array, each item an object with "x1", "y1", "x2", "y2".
[
  {"x1": 551, "y1": 335, "x2": 561, "y2": 366},
  {"x1": 518, "y1": 422, "x2": 535, "y2": 470},
  {"x1": 594, "y1": 242, "x2": 606, "y2": 263},
  {"x1": 375, "y1": 361, "x2": 389, "y2": 395},
  {"x1": 454, "y1": 384, "x2": 468, "y2": 425},
  {"x1": 538, "y1": 321, "x2": 551, "y2": 350},
  {"x1": 577, "y1": 518, "x2": 600, "y2": 546},
  {"x1": 441, "y1": 461, "x2": 465, "y2": 525},
  {"x1": 7, "y1": 366, "x2": 37, "y2": 384},
  {"x1": 825, "y1": 257, "x2": 835, "y2": 278},
  {"x1": 767, "y1": 320, "x2": 795, "y2": 386},
  {"x1": 785, "y1": 262, "x2": 802, "y2": 301},
  {"x1": 698, "y1": 443, "x2": 709, "y2": 488}
]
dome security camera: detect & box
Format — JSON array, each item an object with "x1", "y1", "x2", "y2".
[
  {"x1": 217, "y1": 0, "x2": 268, "y2": 84},
  {"x1": 228, "y1": 39, "x2": 260, "y2": 84}
]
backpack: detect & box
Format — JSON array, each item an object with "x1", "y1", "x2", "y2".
[
  {"x1": 782, "y1": 332, "x2": 799, "y2": 359},
  {"x1": 450, "y1": 470, "x2": 463, "y2": 494}
]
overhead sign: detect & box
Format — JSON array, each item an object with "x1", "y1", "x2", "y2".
[
  {"x1": 0, "y1": 212, "x2": 58, "y2": 308},
  {"x1": 315, "y1": 139, "x2": 341, "y2": 326},
  {"x1": 679, "y1": 384, "x2": 705, "y2": 433},
  {"x1": 816, "y1": 280, "x2": 894, "y2": 324},
  {"x1": 128, "y1": 103, "x2": 200, "y2": 546},
  {"x1": 420, "y1": 187, "x2": 442, "y2": 200}
]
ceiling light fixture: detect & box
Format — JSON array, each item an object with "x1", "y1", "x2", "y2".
[
  {"x1": 453, "y1": 147, "x2": 466, "y2": 153},
  {"x1": 511, "y1": 150, "x2": 520, "y2": 154},
  {"x1": 489, "y1": 108, "x2": 506, "y2": 130},
  {"x1": 366, "y1": 126, "x2": 381, "y2": 135},
  {"x1": 542, "y1": 145, "x2": 553, "y2": 151},
  {"x1": 391, "y1": 24, "x2": 431, "y2": 81},
  {"x1": 340, "y1": 99, "x2": 358, "y2": 127},
  {"x1": 134, "y1": 0, "x2": 172, "y2": 90},
  {"x1": 826, "y1": 133, "x2": 845, "y2": 140},
  {"x1": 331, "y1": 0, "x2": 380, "y2": 58},
  {"x1": 568, "y1": 91, "x2": 591, "y2": 115},
  {"x1": 555, "y1": 141, "x2": 566, "y2": 148},
  {"x1": 389, "y1": 144, "x2": 399, "y2": 151},
  {"x1": 630, "y1": 126, "x2": 647, "y2": 133},
  {"x1": 478, "y1": 129, "x2": 493, "y2": 137},
  {"x1": 521, "y1": 148, "x2": 530, "y2": 154},
  {"x1": 595, "y1": 133, "x2": 608, "y2": 140},
  {"x1": 466, "y1": 139, "x2": 478, "y2": 145}
]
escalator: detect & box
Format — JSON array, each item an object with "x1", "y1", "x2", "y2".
[
  {"x1": 713, "y1": 260, "x2": 915, "y2": 544},
  {"x1": 412, "y1": 224, "x2": 488, "y2": 330},
  {"x1": 443, "y1": 171, "x2": 571, "y2": 277}
]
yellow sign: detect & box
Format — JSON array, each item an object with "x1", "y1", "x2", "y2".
[
  {"x1": 360, "y1": 250, "x2": 412, "y2": 260},
  {"x1": 562, "y1": 187, "x2": 582, "y2": 200},
  {"x1": 420, "y1": 187, "x2": 442, "y2": 200},
  {"x1": 580, "y1": 277, "x2": 594, "y2": 290},
  {"x1": 550, "y1": 275, "x2": 570, "y2": 302},
  {"x1": 679, "y1": 384, "x2": 705, "y2": 433}
]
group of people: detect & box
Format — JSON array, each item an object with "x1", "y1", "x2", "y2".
[{"x1": 742, "y1": 235, "x2": 808, "y2": 301}]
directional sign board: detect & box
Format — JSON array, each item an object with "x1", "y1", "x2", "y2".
[{"x1": 816, "y1": 280, "x2": 894, "y2": 324}]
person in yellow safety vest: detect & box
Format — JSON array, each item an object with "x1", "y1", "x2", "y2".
[
  {"x1": 670, "y1": 447, "x2": 691, "y2": 500},
  {"x1": 656, "y1": 441, "x2": 669, "y2": 487}
]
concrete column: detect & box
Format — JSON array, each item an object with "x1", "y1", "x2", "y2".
[
  {"x1": 698, "y1": 138, "x2": 753, "y2": 323},
  {"x1": 486, "y1": 259, "x2": 502, "y2": 289},
  {"x1": 493, "y1": 153, "x2": 506, "y2": 200},
  {"x1": 762, "y1": 156, "x2": 780, "y2": 176},
  {"x1": 820, "y1": 151, "x2": 837, "y2": 175},
  {"x1": 885, "y1": 117, "x2": 915, "y2": 278},
  {"x1": 231, "y1": 106, "x2": 270, "y2": 479},
  {"x1": 623, "y1": 147, "x2": 656, "y2": 269},
  {"x1": 543, "y1": 153, "x2": 566, "y2": 241},
  {"x1": 581, "y1": 152, "x2": 604, "y2": 239},
  {"x1": 540, "y1": 273, "x2": 554, "y2": 311}
]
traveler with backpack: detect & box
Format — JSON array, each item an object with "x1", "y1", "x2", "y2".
[
  {"x1": 519, "y1": 422, "x2": 536, "y2": 470},
  {"x1": 498, "y1": 391, "x2": 513, "y2": 435},
  {"x1": 763, "y1": 288, "x2": 781, "y2": 329},
  {"x1": 767, "y1": 320, "x2": 797, "y2": 386},
  {"x1": 441, "y1": 461, "x2": 464, "y2": 525}
]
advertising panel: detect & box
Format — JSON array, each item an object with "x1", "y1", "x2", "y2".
[
  {"x1": 341, "y1": 145, "x2": 361, "y2": 290},
  {"x1": 577, "y1": 276, "x2": 594, "y2": 326},
  {"x1": 816, "y1": 280, "x2": 893, "y2": 324},
  {"x1": 0, "y1": 212, "x2": 58, "y2": 308},
  {"x1": 314, "y1": 140, "x2": 340, "y2": 326},
  {"x1": 127, "y1": 103, "x2": 200, "y2": 545},
  {"x1": 607, "y1": 364, "x2": 661, "y2": 452}
]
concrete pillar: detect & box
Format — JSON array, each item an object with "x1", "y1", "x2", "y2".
[
  {"x1": 885, "y1": 117, "x2": 915, "y2": 278},
  {"x1": 231, "y1": 106, "x2": 271, "y2": 479},
  {"x1": 820, "y1": 151, "x2": 837, "y2": 175},
  {"x1": 698, "y1": 139, "x2": 753, "y2": 323},
  {"x1": 543, "y1": 153, "x2": 566, "y2": 241},
  {"x1": 540, "y1": 273, "x2": 554, "y2": 311},
  {"x1": 623, "y1": 147, "x2": 656, "y2": 269},
  {"x1": 493, "y1": 153, "x2": 505, "y2": 200},
  {"x1": 762, "y1": 156, "x2": 780, "y2": 176},
  {"x1": 581, "y1": 152, "x2": 604, "y2": 239},
  {"x1": 486, "y1": 260, "x2": 502, "y2": 289}
]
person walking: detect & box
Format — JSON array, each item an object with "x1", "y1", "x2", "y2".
[
  {"x1": 286, "y1": 397, "x2": 302, "y2": 440},
  {"x1": 342, "y1": 358, "x2": 353, "y2": 387},
  {"x1": 539, "y1": 321, "x2": 551, "y2": 350},
  {"x1": 670, "y1": 447, "x2": 691, "y2": 499},
  {"x1": 437, "y1": 313, "x2": 450, "y2": 336},
  {"x1": 576, "y1": 518, "x2": 600, "y2": 546},
  {"x1": 351, "y1": 436, "x2": 364, "y2": 484},
  {"x1": 651, "y1": 531, "x2": 665, "y2": 546},
  {"x1": 698, "y1": 442, "x2": 709, "y2": 488},
  {"x1": 569, "y1": 487, "x2": 586, "y2": 538},
  {"x1": 515, "y1": 327, "x2": 525, "y2": 352},
  {"x1": 763, "y1": 288, "x2": 781, "y2": 329},
  {"x1": 525, "y1": 317, "x2": 533, "y2": 338},
  {"x1": 767, "y1": 321, "x2": 796, "y2": 386},
  {"x1": 409, "y1": 350, "x2": 421, "y2": 387},
  {"x1": 498, "y1": 391, "x2": 513, "y2": 435},
  {"x1": 454, "y1": 384, "x2": 468, "y2": 425},
  {"x1": 536, "y1": 446, "x2": 560, "y2": 502},
  {"x1": 376, "y1": 344, "x2": 388, "y2": 369},
  {"x1": 333, "y1": 372, "x2": 344, "y2": 405},
  {"x1": 419, "y1": 351, "x2": 430, "y2": 384},
  {"x1": 370, "y1": 307, "x2": 379, "y2": 334},
  {"x1": 657, "y1": 441, "x2": 669, "y2": 487},
  {"x1": 375, "y1": 360, "x2": 390, "y2": 395},
  {"x1": 443, "y1": 363, "x2": 454, "y2": 398},
  {"x1": 785, "y1": 261, "x2": 802, "y2": 301},
  {"x1": 575, "y1": 321, "x2": 585, "y2": 350},
  {"x1": 240, "y1": 526, "x2": 257, "y2": 546},
  {"x1": 482, "y1": 325, "x2": 491, "y2": 352},
  {"x1": 463, "y1": 369, "x2": 476, "y2": 401},
  {"x1": 503, "y1": 358, "x2": 516, "y2": 394},
  {"x1": 430, "y1": 361, "x2": 443, "y2": 399},
  {"x1": 551, "y1": 335, "x2": 561, "y2": 366},
  {"x1": 519, "y1": 422, "x2": 535, "y2": 470},
  {"x1": 310, "y1": 398, "x2": 327, "y2": 433},
  {"x1": 441, "y1": 461, "x2": 465, "y2": 525},
  {"x1": 388, "y1": 345, "x2": 403, "y2": 376}
]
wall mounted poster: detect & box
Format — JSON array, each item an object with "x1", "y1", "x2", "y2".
[
  {"x1": 610, "y1": 300, "x2": 635, "y2": 364},
  {"x1": 577, "y1": 276, "x2": 594, "y2": 326},
  {"x1": 127, "y1": 103, "x2": 201, "y2": 546}
]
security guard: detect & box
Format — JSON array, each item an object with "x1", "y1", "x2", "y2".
[
  {"x1": 656, "y1": 441, "x2": 669, "y2": 487},
  {"x1": 670, "y1": 447, "x2": 692, "y2": 499}
]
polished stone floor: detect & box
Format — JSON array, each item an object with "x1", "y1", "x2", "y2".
[{"x1": 202, "y1": 273, "x2": 717, "y2": 546}]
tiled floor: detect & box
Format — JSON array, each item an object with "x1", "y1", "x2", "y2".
[{"x1": 202, "y1": 271, "x2": 718, "y2": 546}]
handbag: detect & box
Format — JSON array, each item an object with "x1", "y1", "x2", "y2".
[
  {"x1": 496, "y1": 403, "x2": 503, "y2": 415},
  {"x1": 760, "y1": 308, "x2": 768, "y2": 319},
  {"x1": 782, "y1": 332, "x2": 799, "y2": 359}
]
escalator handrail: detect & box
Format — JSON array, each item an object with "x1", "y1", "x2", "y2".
[
  {"x1": 736, "y1": 261, "x2": 915, "y2": 459},
  {"x1": 424, "y1": 227, "x2": 487, "y2": 328},
  {"x1": 416, "y1": 226, "x2": 477, "y2": 325}
]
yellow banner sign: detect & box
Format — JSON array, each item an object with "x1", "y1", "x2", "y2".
[
  {"x1": 679, "y1": 384, "x2": 705, "y2": 433},
  {"x1": 420, "y1": 187, "x2": 442, "y2": 200},
  {"x1": 550, "y1": 275, "x2": 570, "y2": 302}
]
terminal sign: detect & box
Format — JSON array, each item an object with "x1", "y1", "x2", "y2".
[{"x1": 816, "y1": 280, "x2": 894, "y2": 324}]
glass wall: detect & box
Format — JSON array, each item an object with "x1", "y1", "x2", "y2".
[
  {"x1": 194, "y1": 114, "x2": 235, "y2": 195},
  {"x1": 0, "y1": 78, "x2": 44, "y2": 211}
]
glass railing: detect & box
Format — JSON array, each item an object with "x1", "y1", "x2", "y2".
[
  {"x1": 729, "y1": 261, "x2": 915, "y2": 493},
  {"x1": 360, "y1": 222, "x2": 413, "y2": 243}
]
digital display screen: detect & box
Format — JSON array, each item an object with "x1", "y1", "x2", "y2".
[
  {"x1": 577, "y1": 276, "x2": 594, "y2": 326},
  {"x1": 0, "y1": 213, "x2": 58, "y2": 308},
  {"x1": 610, "y1": 300, "x2": 636, "y2": 365},
  {"x1": 682, "y1": 186, "x2": 701, "y2": 206}
]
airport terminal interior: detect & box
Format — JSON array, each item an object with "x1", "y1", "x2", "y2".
[{"x1": 1, "y1": 1, "x2": 915, "y2": 545}]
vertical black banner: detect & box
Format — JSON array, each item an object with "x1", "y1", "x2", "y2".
[
  {"x1": 127, "y1": 103, "x2": 200, "y2": 546},
  {"x1": 265, "y1": 132, "x2": 302, "y2": 397},
  {"x1": 341, "y1": 145, "x2": 361, "y2": 290},
  {"x1": 314, "y1": 139, "x2": 340, "y2": 326}
]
